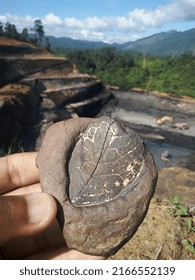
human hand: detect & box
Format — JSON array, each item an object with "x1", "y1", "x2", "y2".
[{"x1": 0, "y1": 152, "x2": 105, "y2": 260}]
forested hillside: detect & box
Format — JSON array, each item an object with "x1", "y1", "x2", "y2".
[
  {"x1": 55, "y1": 48, "x2": 195, "y2": 98},
  {"x1": 120, "y1": 29, "x2": 195, "y2": 56},
  {"x1": 1, "y1": 19, "x2": 194, "y2": 98}
]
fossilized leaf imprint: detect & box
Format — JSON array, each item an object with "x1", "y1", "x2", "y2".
[{"x1": 69, "y1": 117, "x2": 145, "y2": 206}]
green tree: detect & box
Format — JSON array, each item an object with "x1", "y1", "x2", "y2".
[
  {"x1": 45, "y1": 37, "x2": 51, "y2": 52},
  {"x1": 0, "y1": 22, "x2": 4, "y2": 36},
  {"x1": 4, "y1": 22, "x2": 19, "y2": 39},
  {"x1": 55, "y1": 47, "x2": 195, "y2": 97},
  {"x1": 20, "y1": 27, "x2": 29, "y2": 42},
  {"x1": 95, "y1": 47, "x2": 116, "y2": 70},
  {"x1": 32, "y1": 19, "x2": 45, "y2": 46}
]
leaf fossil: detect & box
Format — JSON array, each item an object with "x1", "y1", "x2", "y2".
[
  {"x1": 69, "y1": 118, "x2": 146, "y2": 206},
  {"x1": 36, "y1": 116, "x2": 158, "y2": 256}
]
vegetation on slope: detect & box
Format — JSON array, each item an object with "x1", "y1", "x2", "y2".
[
  {"x1": 54, "y1": 47, "x2": 195, "y2": 98},
  {"x1": 1, "y1": 19, "x2": 194, "y2": 98},
  {"x1": 0, "y1": 19, "x2": 50, "y2": 50}
]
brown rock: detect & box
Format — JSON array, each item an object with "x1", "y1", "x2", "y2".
[{"x1": 36, "y1": 116, "x2": 158, "y2": 256}]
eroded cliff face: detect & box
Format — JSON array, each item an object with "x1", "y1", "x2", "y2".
[{"x1": 0, "y1": 38, "x2": 113, "y2": 153}]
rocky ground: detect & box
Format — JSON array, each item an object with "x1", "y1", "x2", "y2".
[{"x1": 109, "y1": 197, "x2": 195, "y2": 260}]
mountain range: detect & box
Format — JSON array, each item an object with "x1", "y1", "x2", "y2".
[{"x1": 49, "y1": 28, "x2": 195, "y2": 56}]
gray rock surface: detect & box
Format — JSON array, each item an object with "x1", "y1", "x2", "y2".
[{"x1": 36, "y1": 116, "x2": 158, "y2": 256}]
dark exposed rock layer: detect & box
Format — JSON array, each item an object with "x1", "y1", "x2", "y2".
[{"x1": 0, "y1": 38, "x2": 112, "y2": 153}]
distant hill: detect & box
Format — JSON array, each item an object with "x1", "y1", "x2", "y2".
[
  {"x1": 120, "y1": 28, "x2": 195, "y2": 56},
  {"x1": 49, "y1": 28, "x2": 195, "y2": 56},
  {"x1": 48, "y1": 35, "x2": 109, "y2": 50}
]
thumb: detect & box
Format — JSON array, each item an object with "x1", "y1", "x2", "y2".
[{"x1": 0, "y1": 193, "x2": 57, "y2": 245}]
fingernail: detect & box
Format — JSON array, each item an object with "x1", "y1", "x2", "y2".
[{"x1": 26, "y1": 193, "x2": 51, "y2": 224}]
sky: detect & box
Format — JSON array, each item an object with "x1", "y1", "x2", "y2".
[{"x1": 0, "y1": 0, "x2": 195, "y2": 43}]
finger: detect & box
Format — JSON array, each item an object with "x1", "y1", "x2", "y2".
[
  {"x1": 1, "y1": 219, "x2": 65, "y2": 259},
  {"x1": 0, "y1": 152, "x2": 39, "y2": 194},
  {"x1": 0, "y1": 192, "x2": 57, "y2": 245},
  {"x1": 3, "y1": 183, "x2": 41, "y2": 196},
  {"x1": 26, "y1": 247, "x2": 106, "y2": 260},
  {"x1": 50, "y1": 249, "x2": 106, "y2": 260}
]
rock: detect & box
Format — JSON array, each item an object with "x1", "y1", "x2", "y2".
[
  {"x1": 154, "y1": 115, "x2": 173, "y2": 126},
  {"x1": 161, "y1": 150, "x2": 172, "y2": 162},
  {"x1": 36, "y1": 116, "x2": 158, "y2": 256},
  {"x1": 172, "y1": 122, "x2": 189, "y2": 130}
]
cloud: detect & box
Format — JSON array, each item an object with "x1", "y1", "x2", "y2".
[
  {"x1": 176, "y1": 0, "x2": 195, "y2": 20},
  {"x1": 85, "y1": 16, "x2": 109, "y2": 30},
  {"x1": 80, "y1": 29, "x2": 105, "y2": 41},
  {"x1": 0, "y1": 13, "x2": 35, "y2": 31},
  {"x1": 61, "y1": 0, "x2": 195, "y2": 39},
  {"x1": 0, "y1": 0, "x2": 194, "y2": 43},
  {"x1": 127, "y1": 0, "x2": 195, "y2": 29},
  {"x1": 115, "y1": 16, "x2": 139, "y2": 30},
  {"x1": 64, "y1": 17, "x2": 83, "y2": 28},
  {"x1": 63, "y1": 16, "x2": 111, "y2": 31},
  {"x1": 43, "y1": 13, "x2": 62, "y2": 25},
  {"x1": 0, "y1": 13, "x2": 37, "y2": 28}
]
